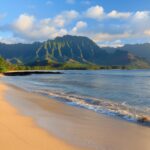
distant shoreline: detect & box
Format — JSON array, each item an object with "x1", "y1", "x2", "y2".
[
  {"x1": 1, "y1": 68, "x2": 150, "y2": 76},
  {"x1": 1, "y1": 70, "x2": 63, "y2": 76}
]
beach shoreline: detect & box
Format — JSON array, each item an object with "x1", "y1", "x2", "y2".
[
  {"x1": 1, "y1": 81, "x2": 150, "y2": 150},
  {"x1": 0, "y1": 83, "x2": 82, "y2": 150}
]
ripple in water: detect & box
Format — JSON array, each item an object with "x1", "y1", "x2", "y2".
[{"x1": 2, "y1": 70, "x2": 150, "y2": 126}]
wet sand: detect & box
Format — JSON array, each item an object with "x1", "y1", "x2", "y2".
[
  {"x1": 0, "y1": 83, "x2": 82, "y2": 150},
  {"x1": 1, "y1": 82, "x2": 150, "y2": 150}
]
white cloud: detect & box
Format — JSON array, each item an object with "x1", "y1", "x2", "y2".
[
  {"x1": 38, "y1": 10, "x2": 78, "y2": 29},
  {"x1": 93, "y1": 32, "x2": 130, "y2": 42},
  {"x1": 72, "y1": 21, "x2": 87, "y2": 33},
  {"x1": 85, "y1": 5, "x2": 104, "y2": 20},
  {"x1": 1, "y1": 4, "x2": 150, "y2": 46},
  {"x1": 11, "y1": 9, "x2": 78, "y2": 41},
  {"x1": 132, "y1": 11, "x2": 150, "y2": 27},
  {"x1": 13, "y1": 14, "x2": 35, "y2": 31},
  {"x1": 85, "y1": 6, "x2": 132, "y2": 20},
  {"x1": 130, "y1": 11, "x2": 150, "y2": 34},
  {"x1": 53, "y1": 10, "x2": 79, "y2": 27},
  {"x1": 108, "y1": 10, "x2": 132, "y2": 19},
  {"x1": 144, "y1": 29, "x2": 150, "y2": 36},
  {"x1": 99, "y1": 40, "x2": 124, "y2": 48},
  {"x1": 89, "y1": 10, "x2": 150, "y2": 44},
  {"x1": 64, "y1": 10, "x2": 79, "y2": 19},
  {"x1": 133, "y1": 11, "x2": 150, "y2": 20},
  {"x1": 66, "y1": 0, "x2": 75, "y2": 4},
  {"x1": 10, "y1": 10, "x2": 79, "y2": 42},
  {"x1": 132, "y1": 11, "x2": 150, "y2": 28},
  {"x1": 11, "y1": 13, "x2": 71, "y2": 41},
  {"x1": 0, "y1": 36, "x2": 26, "y2": 44}
]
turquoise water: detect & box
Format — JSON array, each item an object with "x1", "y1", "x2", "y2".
[{"x1": 3, "y1": 70, "x2": 150, "y2": 124}]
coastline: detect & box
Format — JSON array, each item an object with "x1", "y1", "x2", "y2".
[
  {"x1": 0, "y1": 83, "x2": 82, "y2": 150},
  {"x1": 1, "y1": 81, "x2": 150, "y2": 150}
]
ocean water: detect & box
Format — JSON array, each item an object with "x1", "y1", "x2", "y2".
[{"x1": 3, "y1": 70, "x2": 150, "y2": 124}]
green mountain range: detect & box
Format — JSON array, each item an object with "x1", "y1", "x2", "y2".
[
  {"x1": 0, "y1": 35, "x2": 149, "y2": 69},
  {"x1": 105, "y1": 43, "x2": 150, "y2": 63}
]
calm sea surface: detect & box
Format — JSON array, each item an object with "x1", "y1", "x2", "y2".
[{"x1": 3, "y1": 70, "x2": 150, "y2": 123}]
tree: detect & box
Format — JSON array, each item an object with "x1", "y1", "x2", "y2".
[{"x1": 0, "y1": 56, "x2": 9, "y2": 72}]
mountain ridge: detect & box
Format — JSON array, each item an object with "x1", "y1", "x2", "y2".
[
  {"x1": 104, "y1": 43, "x2": 150, "y2": 63},
  {"x1": 0, "y1": 35, "x2": 149, "y2": 69}
]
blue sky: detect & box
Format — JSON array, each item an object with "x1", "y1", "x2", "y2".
[{"x1": 0, "y1": 0, "x2": 150, "y2": 47}]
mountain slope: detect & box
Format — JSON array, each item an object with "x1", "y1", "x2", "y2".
[
  {"x1": 122, "y1": 43, "x2": 150, "y2": 62},
  {"x1": 0, "y1": 42, "x2": 41, "y2": 63},
  {"x1": 0, "y1": 35, "x2": 149, "y2": 68},
  {"x1": 105, "y1": 43, "x2": 150, "y2": 63},
  {"x1": 35, "y1": 35, "x2": 109, "y2": 65},
  {"x1": 0, "y1": 56, "x2": 13, "y2": 72}
]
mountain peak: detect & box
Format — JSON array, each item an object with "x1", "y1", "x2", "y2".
[
  {"x1": 0, "y1": 35, "x2": 149, "y2": 68},
  {"x1": 54, "y1": 35, "x2": 91, "y2": 41}
]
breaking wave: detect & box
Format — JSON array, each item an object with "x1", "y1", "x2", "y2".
[{"x1": 35, "y1": 89, "x2": 150, "y2": 127}]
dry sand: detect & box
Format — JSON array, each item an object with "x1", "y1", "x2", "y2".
[
  {"x1": 0, "y1": 83, "x2": 82, "y2": 150},
  {"x1": 1, "y1": 82, "x2": 150, "y2": 150}
]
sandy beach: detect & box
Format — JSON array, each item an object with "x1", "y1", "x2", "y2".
[
  {"x1": 1, "y1": 81, "x2": 150, "y2": 150},
  {"x1": 0, "y1": 83, "x2": 82, "y2": 150}
]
